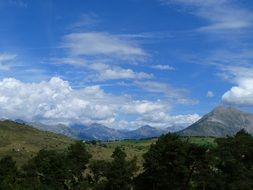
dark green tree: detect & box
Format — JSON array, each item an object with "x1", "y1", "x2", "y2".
[
  {"x1": 89, "y1": 147, "x2": 138, "y2": 190},
  {"x1": 134, "y1": 133, "x2": 211, "y2": 190},
  {"x1": 105, "y1": 147, "x2": 137, "y2": 190},
  {"x1": 212, "y1": 129, "x2": 253, "y2": 190},
  {"x1": 20, "y1": 141, "x2": 92, "y2": 190},
  {"x1": 20, "y1": 149, "x2": 68, "y2": 190},
  {"x1": 88, "y1": 160, "x2": 109, "y2": 190},
  {"x1": 66, "y1": 141, "x2": 92, "y2": 189},
  {"x1": 0, "y1": 156, "x2": 18, "y2": 190}
]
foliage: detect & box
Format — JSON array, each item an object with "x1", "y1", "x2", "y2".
[
  {"x1": 210, "y1": 129, "x2": 253, "y2": 190},
  {"x1": 134, "y1": 131, "x2": 253, "y2": 190},
  {"x1": 18, "y1": 141, "x2": 91, "y2": 190},
  {"x1": 0, "y1": 120, "x2": 73, "y2": 166},
  {"x1": 1, "y1": 130, "x2": 253, "y2": 190},
  {"x1": 134, "y1": 133, "x2": 212, "y2": 190},
  {"x1": 88, "y1": 147, "x2": 138, "y2": 190},
  {"x1": 0, "y1": 156, "x2": 19, "y2": 190}
]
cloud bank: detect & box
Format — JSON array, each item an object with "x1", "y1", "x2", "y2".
[
  {"x1": 0, "y1": 77, "x2": 199, "y2": 128},
  {"x1": 222, "y1": 78, "x2": 253, "y2": 106}
]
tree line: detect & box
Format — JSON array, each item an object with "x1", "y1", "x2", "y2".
[{"x1": 1, "y1": 129, "x2": 253, "y2": 190}]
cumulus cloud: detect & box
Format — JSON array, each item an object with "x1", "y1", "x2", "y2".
[
  {"x1": 121, "y1": 100, "x2": 167, "y2": 115},
  {"x1": 222, "y1": 78, "x2": 253, "y2": 106},
  {"x1": 0, "y1": 77, "x2": 199, "y2": 128},
  {"x1": 0, "y1": 77, "x2": 116, "y2": 125},
  {"x1": 121, "y1": 112, "x2": 200, "y2": 129}
]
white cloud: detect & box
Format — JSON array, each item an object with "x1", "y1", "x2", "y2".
[
  {"x1": 152, "y1": 64, "x2": 175, "y2": 71},
  {"x1": 53, "y1": 32, "x2": 151, "y2": 81},
  {"x1": 97, "y1": 68, "x2": 152, "y2": 81},
  {"x1": 207, "y1": 91, "x2": 214, "y2": 98},
  {"x1": 62, "y1": 32, "x2": 147, "y2": 61},
  {"x1": 121, "y1": 100, "x2": 167, "y2": 115},
  {"x1": 89, "y1": 63, "x2": 153, "y2": 81},
  {"x1": 135, "y1": 81, "x2": 185, "y2": 97},
  {"x1": 0, "y1": 53, "x2": 16, "y2": 71},
  {"x1": 0, "y1": 77, "x2": 115, "y2": 125},
  {"x1": 53, "y1": 60, "x2": 153, "y2": 81},
  {"x1": 0, "y1": 53, "x2": 16, "y2": 62},
  {"x1": 163, "y1": 0, "x2": 253, "y2": 31},
  {"x1": 135, "y1": 81, "x2": 197, "y2": 105},
  {"x1": 213, "y1": 64, "x2": 253, "y2": 106},
  {"x1": 0, "y1": 64, "x2": 10, "y2": 71},
  {"x1": 70, "y1": 13, "x2": 99, "y2": 29},
  {"x1": 0, "y1": 77, "x2": 198, "y2": 128},
  {"x1": 120, "y1": 112, "x2": 200, "y2": 129},
  {"x1": 218, "y1": 65, "x2": 253, "y2": 82},
  {"x1": 222, "y1": 78, "x2": 253, "y2": 106}
]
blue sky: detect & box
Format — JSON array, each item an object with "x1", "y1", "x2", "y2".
[{"x1": 0, "y1": 0, "x2": 253, "y2": 129}]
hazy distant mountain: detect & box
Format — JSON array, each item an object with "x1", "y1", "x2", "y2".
[
  {"x1": 71, "y1": 123, "x2": 124, "y2": 140},
  {"x1": 166, "y1": 125, "x2": 186, "y2": 133},
  {"x1": 29, "y1": 122, "x2": 73, "y2": 138},
  {"x1": 71, "y1": 124, "x2": 167, "y2": 140},
  {"x1": 178, "y1": 106, "x2": 253, "y2": 137},
  {"x1": 122, "y1": 125, "x2": 165, "y2": 139},
  {"x1": 29, "y1": 122, "x2": 167, "y2": 140}
]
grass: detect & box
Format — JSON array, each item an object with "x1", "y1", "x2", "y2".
[
  {"x1": 86, "y1": 138, "x2": 157, "y2": 165},
  {"x1": 0, "y1": 120, "x2": 74, "y2": 166},
  {"x1": 86, "y1": 136, "x2": 216, "y2": 165},
  {"x1": 0, "y1": 121, "x2": 216, "y2": 166}
]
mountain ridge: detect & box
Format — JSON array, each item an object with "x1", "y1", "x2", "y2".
[
  {"x1": 0, "y1": 120, "x2": 73, "y2": 165},
  {"x1": 178, "y1": 106, "x2": 253, "y2": 137},
  {"x1": 27, "y1": 122, "x2": 186, "y2": 140}
]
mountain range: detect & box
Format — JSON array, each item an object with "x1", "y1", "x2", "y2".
[
  {"x1": 29, "y1": 122, "x2": 185, "y2": 141},
  {"x1": 13, "y1": 106, "x2": 253, "y2": 140},
  {"x1": 178, "y1": 106, "x2": 253, "y2": 137}
]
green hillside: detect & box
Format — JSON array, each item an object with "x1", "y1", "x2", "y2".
[
  {"x1": 0, "y1": 120, "x2": 74, "y2": 166},
  {"x1": 0, "y1": 120, "x2": 216, "y2": 166},
  {"x1": 0, "y1": 121, "x2": 155, "y2": 166},
  {"x1": 86, "y1": 136, "x2": 215, "y2": 162}
]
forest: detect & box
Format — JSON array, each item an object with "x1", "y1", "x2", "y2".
[{"x1": 0, "y1": 129, "x2": 253, "y2": 190}]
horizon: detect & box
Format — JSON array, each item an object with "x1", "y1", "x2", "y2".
[
  {"x1": 1, "y1": 0, "x2": 253, "y2": 129},
  {"x1": 1, "y1": 97, "x2": 252, "y2": 131}
]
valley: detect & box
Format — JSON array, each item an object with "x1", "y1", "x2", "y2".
[{"x1": 0, "y1": 119, "x2": 215, "y2": 166}]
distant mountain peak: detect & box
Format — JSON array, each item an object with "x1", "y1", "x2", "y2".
[
  {"x1": 29, "y1": 122, "x2": 166, "y2": 140},
  {"x1": 212, "y1": 105, "x2": 240, "y2": 113},
  {"x1": 179, "y1": 106, "x2": 253, "y2": 137},
  {"x1": 139, "y1": 125, "x2": 154, "y2": 130}
]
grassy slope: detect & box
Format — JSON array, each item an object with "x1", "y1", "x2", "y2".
[
  {"x1": 0, "y1": 120, "x2": 216, "y2": 166},
  {"x1": 86, "y1": 138, "x2": 157, "y2": 165},
  {"x1": 86, "y1": 136, "x2": 216, "y2": 165},
  {"x1": 0, "y1": 120, "x2": 74, "y2": 166}
]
